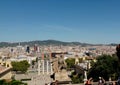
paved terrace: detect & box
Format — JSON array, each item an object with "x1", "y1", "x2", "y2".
[{"x1": 15, "y1": 72, "x2": 117, "y2": 85}]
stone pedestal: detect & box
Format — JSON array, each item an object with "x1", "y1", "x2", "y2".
[{"x1": 55, "y1": 69, "x2": 71, "y2": 82}]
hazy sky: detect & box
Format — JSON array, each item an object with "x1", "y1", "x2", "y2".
[{"x1": 0, "y1": 0, "x2": 120, "y2": 44}]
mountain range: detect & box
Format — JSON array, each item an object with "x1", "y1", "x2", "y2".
[{"x1": 0, "y1": 40, "x2": 117, "y2": 47}]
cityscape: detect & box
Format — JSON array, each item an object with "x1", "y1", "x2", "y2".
[
  {"x1": 0, "y1": 0, "x2": 120, "y2": 85},
  {"x1": 0, "y1": 40, "x2": 118, "y2": 85}
]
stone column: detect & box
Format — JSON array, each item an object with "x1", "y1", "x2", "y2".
[
  {"x1": 42, "y1": 60, "x2": 44, "y2": 74},
  {"x1": 47, "y1": 60, "x2": 49, "y2": 74},
  {"x1": 38, "y1": 60, "x2": 41, "y2": 75},
  {"x1": 51, "y1": 63, "x2": 53, "y2": 74}
]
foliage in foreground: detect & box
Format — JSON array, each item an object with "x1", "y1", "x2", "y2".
[
  {"x1": 70, "y1": 71, "x2": 84, "y2": 84},
  {"x1": 0, "y1": 79, "x2": 27, "y2": 85},
  {"x1": 65, "y1": 58, "x2": 84, "y2": 83},
  {"x1": 88, "y1": 54, "x2": 120, "y2": 81}
]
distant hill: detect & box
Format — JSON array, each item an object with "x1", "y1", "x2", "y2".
[
  {"x1": 0, "y1": 40, "x2": 94, "y2": 47},
  {"x1": 0, "y1": 40, "x2": 117, "y2": 47}
]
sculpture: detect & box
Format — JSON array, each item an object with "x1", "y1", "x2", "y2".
[
  {"x1": 58, "y1": 55, "x2": 67, "y2": 71},
  {"x1": 51, "y1": 54, "x2": 71, "y2": 82}
]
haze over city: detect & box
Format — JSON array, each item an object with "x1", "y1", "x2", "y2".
[{"x1": 0, "y1": 0, "x2": 120, "y2": 44}]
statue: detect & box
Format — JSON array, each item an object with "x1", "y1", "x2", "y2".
[
  {"x1": 52, "y1": 58, "x2": 59, "y2": 73},
  {"x1": 51, "y1": 54, "x2": 71, "y2": 82},
  {"x1": 51, "y1": 55, "x2": 66, "y2": 73},
  {"x1": 75, "y1": 55, "x2": 79, "y2": 65},
  {"x1": 58, "y1": 55, "x2": 67, "y2": 71}
]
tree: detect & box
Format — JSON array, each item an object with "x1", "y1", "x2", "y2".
[
  {"x1": 70, "y1": 71, "x2": 84, "y2": 84},
  {"x1": 116, "y1": 44, "x2": 120, "y2": 60},
  {"x1": 11, "y1": 60, "x2": 30, "y2": 73},
  {"x1": 0, "y1": 79, "x2": 27, "y2": 85},
  {"x1": 65, "y1": 58, "x2": 84, "y2": 83},
  {"x1": 79, "y1": 58, "x2": 83, "y2": 63},
  {"x1": 10, "y1": 80, "x2": 27, "y2": 85},
  {"x1": 88, "y1": 54, "x2": 120, "y2": 81},
  {"x1": 65, "y1": 58, "x2": 75, "y2": 69}
]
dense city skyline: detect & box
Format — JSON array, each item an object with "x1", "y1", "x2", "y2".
[{"x1": 0, "y1": 0, "x2": 120, "y2": 44}]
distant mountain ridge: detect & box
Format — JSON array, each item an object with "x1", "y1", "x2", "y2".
[{"x1": 0, "y1": 40, "x2": 117, "y2": 47}]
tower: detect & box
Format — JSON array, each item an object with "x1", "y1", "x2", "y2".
[{"x1": 26, "y1": 46, "x2": 30, "y2": 53}]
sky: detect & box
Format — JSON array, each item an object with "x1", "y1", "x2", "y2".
[{"x1": 0, "y1": 0, "x2": 120, "y2": 44}]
